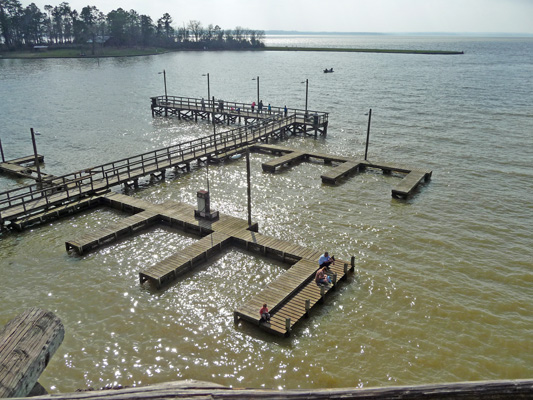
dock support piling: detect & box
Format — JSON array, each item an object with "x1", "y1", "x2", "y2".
[
  {"x1": 305, "y1": 299, "x2": 311, "y2": 316},
  {"x1": 320, "y1": 285, "x2": 325, "y2": 301},
  {"x1": 0, "y1": 139, "x2": 5, "y2": 162},
  {"x1": 285, "y1": 317, "x2": 291, "y2": 333},
  {"x1": 364, "y1": 109, "x2": 372, "y2": 161}
]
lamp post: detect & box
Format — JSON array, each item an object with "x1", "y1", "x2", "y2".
[
  {"x1": 364, "y1": 109, "x2": 372, "y2": 161},
  {"x1": 158, "y1": 69, "x2": 168, "y2": 116},
  {"x1": 30, "y1": 128, "x2": 42, "y2": 189},
  {"x1": 305, "y1": 78, "x2": 308, "y2": 114},
  {"x1": 202, "y1": 73, "x2": 210, "y2": 107},
  {"x1": 252, "y1": 76, "x2": 259, "y2": 106}
]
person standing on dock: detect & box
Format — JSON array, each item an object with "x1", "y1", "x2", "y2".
[
  {"x1": 268, "y1": 103, "x2": 272, "y2": 114},
  {"x1": 318, "y1": 252, "x2": 335, "y2": 270},
  {"x1": 201, "y1": 98, "x2": 205, "y2": 110},
  {"x1": 284, "y1": 105, "x2": 288, "y2": 117},
  {"x1": 251, "y1": 101, "x2": 256, "y2": 113},
  {"x1": 258, "y1": 100, "x2": 263, "y2": 113},
  {"x1": 259, "y1": 303, "x2": 271, "y2": 322}
]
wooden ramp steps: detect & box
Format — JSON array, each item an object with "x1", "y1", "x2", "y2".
[
  {"x1": 320, "y1": 160, "x2": 366, "y2": 184},
  {"x1": 392, "y1": 169, "x2": 432, "y2": 199},
  {"x1": 139, "y1": 231, "x2": 232, "y2": 288},
  {"x1": 65, "y1": 209, "x2": 160, "y2": 255},
  {"x1": 261, "y1": 151, "x2": 307, "y2": 172},
  {"x1": 234, "y1": 258, "x2": 354, "y2": 336}
]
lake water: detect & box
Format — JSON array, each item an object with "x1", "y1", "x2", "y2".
[{"x1": 0, "y1": 34, "x2": 532, "y2": 392}]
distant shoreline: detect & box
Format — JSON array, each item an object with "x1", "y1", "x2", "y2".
[
  {"x1": 0, "y1": 46, "x2": 464, "y2": 59},
  {"x1": 264, "y1": 46, "x2": 464, "y2": 55}
]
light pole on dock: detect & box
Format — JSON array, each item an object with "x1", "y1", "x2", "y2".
[
  {"x1": 253, "y1": 76, "x2": 259, "y2": 106},
  {"x1": 364, "y1": 109, "x2": 372, "y2": 161},
  {"x1": 305, "y1": 79, "x2": 309, "y2": 114},
  {"x1": 301, "y1": 79, "x2": 309, "y2": 114},
  {"x1": 30, "y1": 128, "x2": 42, "y2": 189},
  {"x1": 158, "y1": 69, "x2": 168, "y2": 117},
  {"x1": 246, "y1": 147, "x2": 252, "y2": 227},
  {"x1": 202, "y1": 73, "x2": 210, "y2": 107}
]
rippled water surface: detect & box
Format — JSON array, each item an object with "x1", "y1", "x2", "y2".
[{"x1": 0, "y1": 35, "x2": 532, "y2": 392}]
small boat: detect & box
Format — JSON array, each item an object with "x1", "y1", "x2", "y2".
[{"x1": 323, "y1": 68, "x2": 334, "y2": 73}]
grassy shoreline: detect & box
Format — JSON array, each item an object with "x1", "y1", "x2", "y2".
[{"x1": 264, "y1": 46, "x2": 464, "y2": 55}]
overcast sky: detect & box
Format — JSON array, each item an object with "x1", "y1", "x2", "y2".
[{"x1": 29, "y1": 0, "x2": 533, "y2": 34}]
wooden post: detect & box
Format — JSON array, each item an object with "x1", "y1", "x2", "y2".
[
  {"x1": 285, "y1": 317, "x2": 291, "y2": 333},
  {"x1": 351, "y1": 256, "x2": 355, "y2": 268},
  {"x1": 30, "y1": 128, "x2": 42, "y2": 189},
  {"x1": 320, "y1": 285, "x2": 325, "y2": 301},
  {"x1": 0, "y1": 308, "x2": 64, "y2": 398},
  {"x1": 332, "y1": 273, "x2": 337, "y2": 288},
  {"x1": 0, "y1": 138, "x2": 5, "y2": 162},
  {"x1": 256, "y1": 76, "x2": 260, "y2": 107},
  {"x1": 344, "y1": 263, "x2": 348, "y2": 274},
  {"x1": 364, "y1": 108, "x2": 372, "y2": 161},
  {"x1": 246, "y1": 147, "x2": 252, "y2": 227},
  {"x1": 305, "y1": 299, "x2": 311, "y2": 316}
]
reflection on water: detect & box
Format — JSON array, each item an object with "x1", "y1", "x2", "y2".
[{"x1": 0, "y1": 35, "x2": 532, "y2": 392}]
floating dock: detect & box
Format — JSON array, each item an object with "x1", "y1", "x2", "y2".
[
  {"x1": 0, "y1": 154, "x2": 55, "y2": 182},
  {"x1": 253, "y1": 144, "x2": 432, "y2": 199},
  {"x1": 62, "y1": 192, "x2": 354, "y2": 336}
]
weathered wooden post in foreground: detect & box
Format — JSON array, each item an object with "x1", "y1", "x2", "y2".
[{"x1": 0, "y1": 307, "x2": 64, "y2": 398}]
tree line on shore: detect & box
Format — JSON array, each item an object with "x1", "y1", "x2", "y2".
[{"x1": 0, "y1": 1, "x2": 265, "y2": 52}]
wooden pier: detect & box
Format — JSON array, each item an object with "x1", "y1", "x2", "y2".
[
  {"x1": 0, "y1": 95, "x2": 431, "y2": 229},
  {"x1": 150, "y1": 95, "x2": 329, "y2": 138},
  {"x1": 61, "y1": 192, "x2": 355, "y2": 336},
  {"x1": 0, "y1": 154, "x2": 55, "y2": 182},
  {"x1": 253, "y1": 144, "x2": 432, "y2": 199}
]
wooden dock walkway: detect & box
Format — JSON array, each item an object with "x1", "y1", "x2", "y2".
[
  {"x1": 0, "y1": 104, "x2": 327, "y2": 228},
  {"x1": 252, "y1": 144, "x2": 432, "y2": 199},
  {"x1": 139, "y1": 231, "x2": 232, "y2": 288},
  {"x1": 0, "y1": 154, "x2": 55, "y2": 182},
  {"x1": 65, "y1": 209, "x2": 161, "y2": 255},
  {"x1": 59, "y1": 191, "x2": 355, "y2": 336}
]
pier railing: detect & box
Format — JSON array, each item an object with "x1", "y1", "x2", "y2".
[
  {"x1": 152, "y1": 95, "x2": 329, "y2": 123},
  {"x1": 0, "y1": 112, "x2": 317, "y2": 222}
]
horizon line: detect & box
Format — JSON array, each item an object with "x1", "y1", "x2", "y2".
[{"x1": 264, "y1": 30, "x2": 533, "y2": 37}]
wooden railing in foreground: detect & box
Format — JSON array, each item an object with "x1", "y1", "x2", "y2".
[
  {"x1": 1, "y1": 309, "x2": 530, "y2": 399},
  {"x1": 7, "y1": 379, "x2": 533, "y2": 399}
]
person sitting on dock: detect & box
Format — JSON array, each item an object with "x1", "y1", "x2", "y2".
[
  {"x1": 259, "y1": 303, "x2": 271, "y2": 323},
  {"x1": 318, "y1": 252, "x2": 335, "y2": 270},
  {"x1": 315, "y1": 266, "x2": 331, "y2": 286}
]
